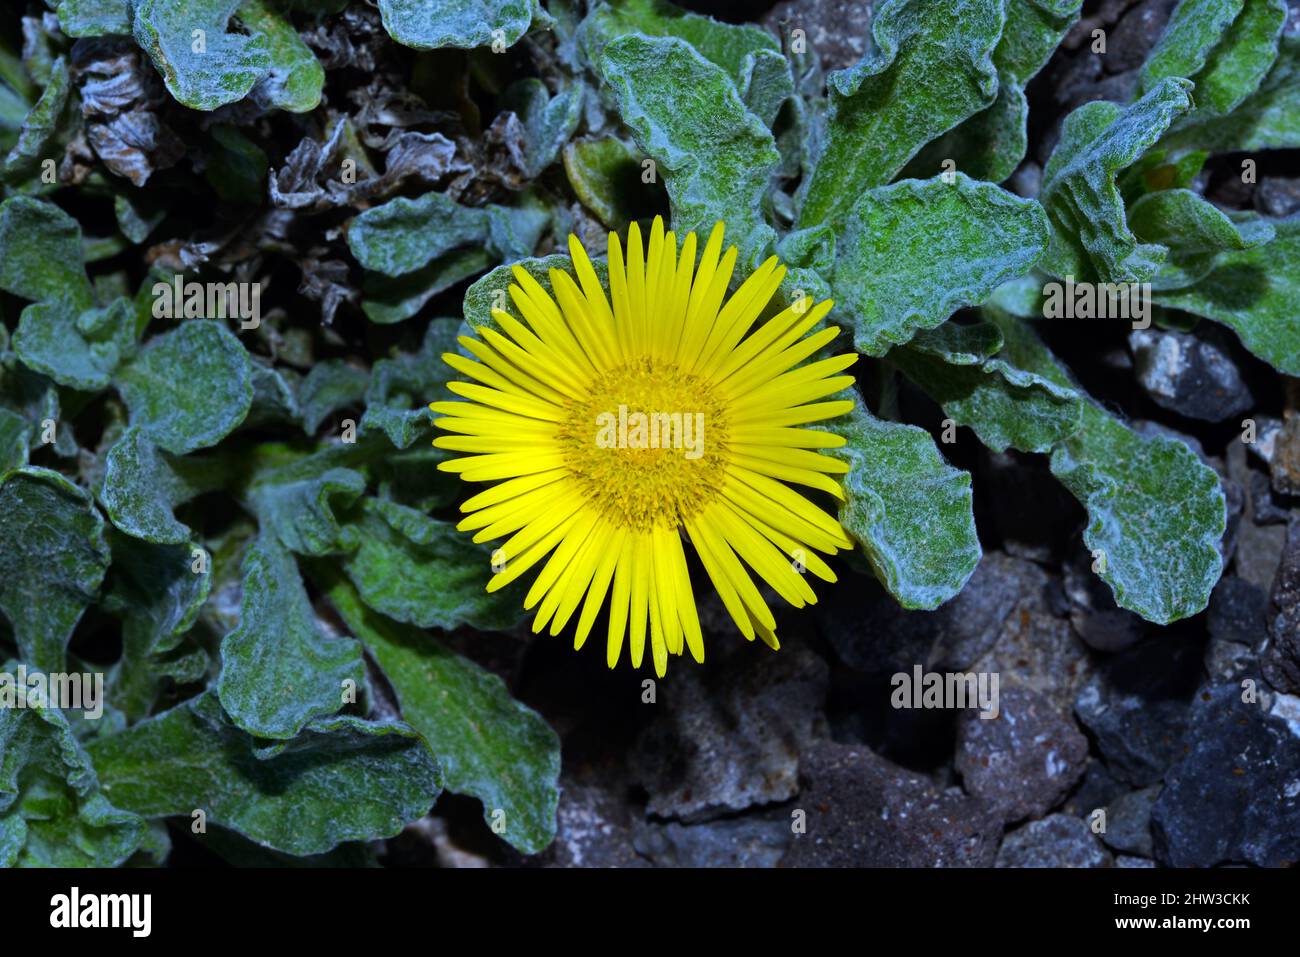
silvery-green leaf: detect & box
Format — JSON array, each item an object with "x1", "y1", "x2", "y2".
[
  {"x1": 0, "y1": 408, "x2": 28, "y2": 472},
  {"x1": 0, "y1": 467, "x2": 110, "y2": 672},
  {"x1": 0, "y1": 700, "x2": 144, "y2": 867},
  {"x1": 377, "y1": 0, "x2": 539, "y2": 50},
  {"x1": 906, "y1": 0, "x2": 1083, "y2": 183},
  {"x1": 1128, "y1": 187, "x2": 1275, "y2": 289},
  {"x1": 362, "y1": 248, "x2": 496, "y2": 325},
  {"x1": 348, "y1": 192, "x2": 488, "y2": 278},
  {"x1": 987, "y1": 309, "x2": 1226, "y2": 622},
  {"x1": 892, "y1": 321, "x2": 1085, "y2": 454},
  {"x1": 239, "y1": 0, "x2": 324, "y2": 113},
  {"x1": 1039, "y1": 77, "x2": 1194, "y2": 283},
  {"x1": 1185, "y1": 0, "x2": 1287, "y2": 116},
  {"x1": 216, "y1": 532, "x2": 365, "y2": 739},
  {"x1": 827, "y1": 405, "x2": 980, "y2": 610},
  {"x1": 1153, "y1": 214, "x2": 1300, "y2": 375},
  {"x1": 338, "y1": 497, "x2": 526, "y2": 632},
  {"x1": 114, "y1": 320, "x2": 255, "y2": 455},
  {"x1": 54, "y1": 0, "x2": 133, "y2": 37},
  {"x1": 1, "y1": 56, "x2": 72, "y2": 193},
  {"x1": 361, "y1": 318, "x2": 457, "y2": 450},
  {"x1": 797, "y1": 0, "x2": 1005, "y2": 230},
  {"x1": 1139, "y1": 0, "x2": 1244, "y2": 95},
  {"x1": 1160, "y1": 34, "x2": 1300, "y2": 153},
  {"x1": 598, "y1": 33, "x2": 779, "y2": 263},
  {"x1": 88, "y1": 691, "x2": 442, "y2": 856},
  {"x1": 832, "y1": 174, "x2": 1050, "y2": 355},
  {"x1": 298, "y1": 359, "x2": 370, "y2": 433},
  {"x1": 321, "y1": 569, "x2": 559, "y2": 854},
  {"x1": 563, "y1": 136, "x2": 644, "y2": 229},
  {"x1": 104, "y1": 536, "x2": 212, "y2": 723},
  {"x1": 247, "y1": 463, "x2": 367, "y2": 557},
  {"x1": 13, "y1": 298, "x2": 137, "y2": 392},
  {"x1": 99, "y1": 426, "x2": 217, "y2": 545},
  {"x1": 500, "y1": 79, "x2": 583, "y2": 179},
  {"x1": 133, "y1": 0, "x2": 272, "y2": 111}
]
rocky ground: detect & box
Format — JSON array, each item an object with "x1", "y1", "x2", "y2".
[{"x1": 371, "y1": 0, "x2": 1300, "y2": 868}]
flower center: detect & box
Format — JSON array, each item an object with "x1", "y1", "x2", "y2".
[{"x1": 558, "y1": 357, "x2": 729, "y2": 531}]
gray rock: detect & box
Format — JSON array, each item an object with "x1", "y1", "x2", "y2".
[
  {"x1": 1271, "y1": 413, "x2": 1300, "y2": 496},
  {"x1": 539, "y1": 776, "x2": 647, "y2": 868},
  {"x1": 975, "y1": 603, "x2": 1093, "y2": 717},
  {"x1": 632, "y1": 815, "x2": 790, "y2": 868},
  {"x1": 1265, "y1": 515, "x2": 1300, "y2": 693},
  {"x1": 629, "y1": 641, "x2": 827, "y2": 821},
  {"x1": 1255, "y1": 176, "x2": 1300, "y2": 218},
  {"x1": 1102, "y1": 786, "x2": 1160, "y2": 857},
  {"x1": 1152, "y1": 684, "x2": 1300, "y2": 867},
  {"x1": 996, "y1": 814, "x2": 1113, "y2": 868},
  {"x1": 956, "y1": 687, "x2": 1089, "y2": 824},
  {"x1": 1206, "y1": 577, "x2": 1266, "y2": 682},
  {"x1": 1064, "y1": 759, "x2": 1131, "y2": 819},
  {"x1": 782, "y1": 741, "x2": 1001, "y2": 867},
  {"x1": 978, "y1": 451, "x2": 1082, "y2": 564},
  {"x1": 1116, "y1": 855, "x2": 1156, "y2": 867},
  {"x1": 1073, "y1": 637, "x2": 1203, "y2": 786},
  {"x1": 1234, "y1": 520, "x2": 1288, "y2": 591},
  {"x1": 1129, "y1": 326, "x2": 1255, "y2": 423},
  {"x1": 820, "y1": 551, "x2": 1040, "y2": 674},
  {"x1": 762, "y1": 0, "x2": 874, "y2": 74},
  {"x1": 1250, "y1": 470, "x2": 1291, "y2": 525}
]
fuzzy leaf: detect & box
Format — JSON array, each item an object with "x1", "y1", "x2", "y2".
[
  {"x1": 797, "y1": 0, "x2": 1005, "y2": 230},
  {"x1": 500, "y1": 79, "x2": 583, "y2": 179},
  {"x1": 0, "y1": 701, "x2": 144, "y2": 867},
  {"x1": 563, "y1": 136, "x2": 647, "y2": 229},
  {"x1": 989, "y1": 310, "x2": 1226, "y2": 622},
  {"x1": 338, "y1": 497, "x2": 526, "y2": 632},
  {"x1": 239, "y1": 0, "x2": 324, "y2": 113},
  {"x1": 0, "y1": 467, "x2": 111, "y2": 672},
  {"x1": 114, "y1": 320, "x2": 255, "y2": 455},
  {"x1": 1153, "y1": 214, "x2": 1300, "y2": 375},
  {"x1": 598, "y1": 33, "x2": 779, "y2": 263},
  {"x1": 88, "y1": 691, "x2": 442, "y2": 856},
  {"x1": 377, "y1": 0, "x2": 537, "y2": 50},
  {"x1": 1128, "y1": 187, "x2": 1275, "y2": 289},
  {"x1": 1184, "y1": 0, "x2": 1287, "y2": 116},
  {"x1": 827, "y1": 405, "x2": 980, "y2": 610},
  {"x1": 55, "y1": 0, "x2": 134, "y2": 36},
  {"x1": 100, "y1": 427, "x2": 208, "y2": 545},
  {"x1": 1138, "y1": 0, "x2": 1244, "y2": 95},
  {"x1": 322, "y1": 570, "x2": 560, "y2": 854},
  {"x1": 348, "y1": 192, "x2": 489, "y2": 278},
  {"x1": 133, "y1": 0, "x2": 272, "y2": 111},
  {"x1": 832, "y1": 174, "x2": 1050, "y2": 355},
  {"x1": 906, "y1": 0, "x2": 1083, "y2": 183},
  {"x1": 892, "y1": 320, "x2": 1085, "y2": 453},
  {"x1": 1039, "y1": 77, "x2": 1194, "y2": 283},
  {"x1": 216, "y1": 532, "x2": 365, "y2": 739},
  {"x1": 298, "y1": 359, "x2": 370, "y2": 433}
]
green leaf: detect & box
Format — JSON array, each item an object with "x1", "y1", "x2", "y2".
[
  {"x1": 1185, "y1": 0, "x2": 1287, "y2": 116},
  {"x1": 88, "y1": 691, "x2": 442, "y2": 856},
  {"x1": 133, "y1": 0, "x2": 272, "y2": 110},
  {"x1": 0, "y1": 700, "x2": 144, "y2": 867},
  {"x1": 1139, "y1": 0, "x2": 1244, "y2": 95},
  {"x1": 298, "y1": 359, "x2": 370, "y2": 433},
  {"x1": 500, "y1": 79, "x2": 583, "y2": 179},
  {"x1": 321, "y1": 569, "x2": 560, "y2": 854},
  {"x1": 563, "y1": 136, "x2": 649, "y2": 229},
  {"x1": 906, "y1": 0, "x2": 1083, "y2": 183},
  {"x1": 360, "y1": 318, "x2": 457, "y2": 450},
  {"x1": 892, "y1": 320, "x2": 1084, "y2": 453},
  {"x1": 598, "y1": 33, "x2": 779, "y2": 263},
  {"x1": 988, "y1": 309, "x2": 1226, "y2": 622},
  {"x1": 1039, "y1": 77, "x2": 1194, "y2": 283},
  {"x1": 247, "y1": 463, "x2": 367, "y2": 557},
  {"x1": 13, "y1": 298, "x2": 137, "y2": 392},
  {"x1": 100, "y1": 427, "x2": 208, "y2": 545},
  {"x1": 377, "y1": 0, "x2": 538, "y2": 50},
  {"x1": 217, "y1": 532, "x2": 365, "y2": 739},
  {"x1": 0, "y1": 408, "x2": 28, "y2": 472},
  {"x1": 338, "y1": 497, "x2": 526, "y2": 632},
  {"x1": 1, "y1": 56, "x2": 73, "y2": 193},
  {"x1": 115, "y1": 320, "x2": 255, "y2": 455},
  {"x1": 0, "y1": 195, "x2": 93, "y2": 307},
  {"x1": 204, "y1": 125, "x2": 269, "y2": 204},
  {"x1": 1153, "y1": 214, "x2": 1300, "y2": 375},
  {"x1": 348, "y1": 192, "x2": 489, "y2": 278},
  {"x1": 361, "y1": 248, "x2": 496, "y2": 325},
  {"x1": 797, "y1": 0, "x2": 1005, "y2": 230},
  {"x1": 55, "y1": 0, "x2": 134, "y2": 37},
  {"x1": 0, "y1": 467, "x2": 111, "y2": 672},
  {"x1": 1128, "y1": 187, "x2": 1275, "y2": 289},
  {"x1": 826, "y1": 405, "x2": 980, "y2": 610},
  {"x1": 104, "y1": 536, "x2": 212, "y2": 723},
  {"x1": 831, "y1": 174, "x2": 1050, "y2": 356},
  {"x1": 583, "y1": 0, "x2": 791, "y2": 124},
  {"x1": 1161, "y1": 32, "x2": 1300, "y2": 152},
  {"x1": 238, "y1": 0, "x2": 324, "y2": 113}
]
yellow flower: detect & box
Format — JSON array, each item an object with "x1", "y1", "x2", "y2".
[{"x1": 432, "y1": 217, "x2": 857, "y2": 676}]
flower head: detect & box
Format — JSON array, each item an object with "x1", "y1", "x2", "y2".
[{"x1": 433, "y1": 218, "x2": 856, "y2": 676}]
